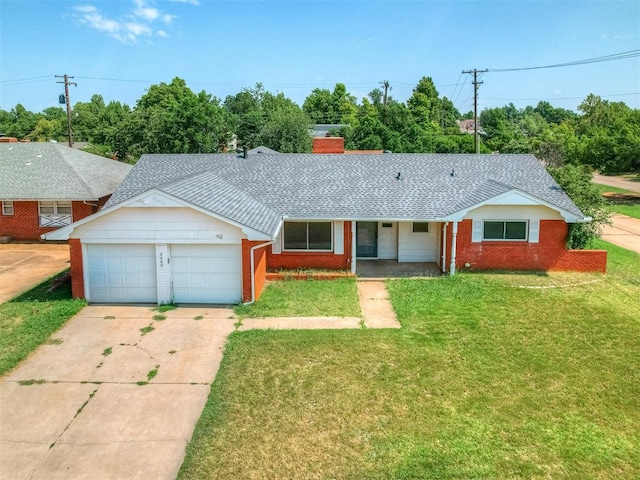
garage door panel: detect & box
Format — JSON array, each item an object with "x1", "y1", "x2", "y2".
[
  {"x1": 171, "y1": 244, "x2": 241, "y2": 304},
  {"x1": 87, "y1": 244, "x2": 157, "y2": 303}
]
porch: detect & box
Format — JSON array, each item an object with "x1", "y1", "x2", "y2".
[{"x1": 356, "y1": 260, "x2": 442, "y2": 279}]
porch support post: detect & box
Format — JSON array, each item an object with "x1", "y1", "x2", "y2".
[
  {"x1": 350, "y1": 221, "x2": 357, "y2": 274},
  {"x1": 441, "y1": 222, "x2": 448, "y2": 273},
  {"x1": 449, "y1": 221, "x2": 458, "y2": 275}
]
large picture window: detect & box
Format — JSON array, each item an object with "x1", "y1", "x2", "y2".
[
  {"x1": 283, "y1": 222, "x2": 332, "y2": 250},
  {"x1": 483, "y1": 221, "x2": 527, "y2": 241}
]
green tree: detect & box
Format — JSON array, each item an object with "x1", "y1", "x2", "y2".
[
  {"x1": 303, "y1": 83, "x2": 358, "y2": 126},
  {"x1": 547, "y1": 164, "x2": 611, "y2": 249},
  {"x1": 407, "y1": 76, "x2": 442, "y2": 133},
  {"x1": 115, "y1": 77, "x2": 232, "y2": 159}
]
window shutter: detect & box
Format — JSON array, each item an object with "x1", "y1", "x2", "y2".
[
  {"x1": 529, "y1": 220, "x2": 540, "y2": 243},
  {"x1": 272, "y1": 229, "x2": 282, "y2": 254},
  {"x1": 334, "y1": 221, "x2": 344, "y2": 254},
  {"x1": 471, "y1": 220, "x2": 483, "y2": 242}
]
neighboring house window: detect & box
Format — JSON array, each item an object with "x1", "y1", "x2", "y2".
[
  {"x1": 38, "y1": 201, "x2": 73, "y2": 227},
  {"x1": 483, "y1": 221, "x2": 528, "y2": 241},
  {"x1": 412, "y1": 222, "x2": 429, "y2": 233},
  {"x1": 283, "y1": 222, "x2": 332, "y2": 250},
  {"x1": 2, "y1": 201, "x2": 13, "y2": 215}
]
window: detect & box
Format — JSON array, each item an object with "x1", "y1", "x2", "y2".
[
  {"x1": 283, "y1": 222, "x2": 332, "y2": 250},
  {"x1": 483, "y1": 221, "x2": 527, "y2": 241},
  {"x1": 2, "y1": 201, "x2": 13, "y2": 215},
  {"x1": 39, "y1": 201, "x2": 72, "y2": 215},
  {"x1": 412, "y1": 222, "x2": 429, "y2": 233},
  {"x1": 38, "y1": 201, "x2": 72, "y2": 227}
]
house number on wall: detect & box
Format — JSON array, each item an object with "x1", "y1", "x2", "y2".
[{"x1": 159, "y1": 252, "x2": 164, "y2": 267}]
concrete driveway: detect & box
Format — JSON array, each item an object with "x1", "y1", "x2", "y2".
[
  {"x1": 0, "y1": 305, "x2": 236, "y2": 480},
  {"x1": 0, "y1": 244, "x2": 70, "y2": 303}
]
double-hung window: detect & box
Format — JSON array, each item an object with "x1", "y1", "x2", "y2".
[
  {"x1": 1, "y1": 201, "x2": 13, "y2": 215},
  {"x1": 483, "y1": 220, "x2": 528, "y2": 241},
  {"x1": 283, "y1": 222, "x2": 332, "y2": 251}
]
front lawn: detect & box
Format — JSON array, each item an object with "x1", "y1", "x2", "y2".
[
  {"x1": 234, "y1": 277, "x2": 361, "y2": 318},
  {"x1": 180, "y1": 242, "x2": 639, "y2": 479},
  {"x1": 0, "y1": 271, "x2": 86, "y2": 376}
]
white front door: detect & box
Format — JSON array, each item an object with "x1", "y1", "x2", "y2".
[
  {"x1": 86, "y1": 244, "x2": 157, "y2": 303},
  {"x1": 377, "y1": 222, "x2": 398, "y2": 259},
  {"x1": 170, "y1": 244, "x2": 242, "y2": 304}
]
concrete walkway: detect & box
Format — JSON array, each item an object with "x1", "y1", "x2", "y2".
[
  {"x1": 239, "y1": 280, "x2": 401, "y2": 331},
  {"x1": 601, "y1": 214, "x2": 640, "y2": 254},
  {"x1": 0, "y1": 306, "x2": 236, "y2": 480}
]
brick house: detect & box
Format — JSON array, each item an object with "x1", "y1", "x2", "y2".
[
  {"x1": 45, "y1": 148, "x2": 606, "y2": 305},
  {"x1": 0, "y1": 143, "x2": 131, "y2": 241}
]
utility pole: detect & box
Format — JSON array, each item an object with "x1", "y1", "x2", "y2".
[
  {"x1": 461, "y1": 69, "x2": 487, "y2": 153},
  {"x1": 380, "y1": 80, "x2": 390, "y2": 106},
  {"x1": 55, "y1": 75, "x2": 77, "y2": 147}
]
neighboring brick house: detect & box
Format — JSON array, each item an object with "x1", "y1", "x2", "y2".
[
  {"x1": 0, "y1": 143, "x2": 131, "y2": 241},
  {"x1": 45, "y1": 148, "x2": 606, "y2": 305}
]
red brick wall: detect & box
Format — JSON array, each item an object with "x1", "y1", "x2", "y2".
[
  {"x1": 0, "y1": 200, "x2": 100, "y2": 241},
  {"x1": 446, "y1": 219, "x2": 606, "y2": 273},
  {"x1": 312, "y1": 137, "x2": 345, "y2": 154},
  {"x1": 266, "y1": 221, "x2": 352, "y2": 271},
  {"x1": 69, "y1": 238, "x2": 85, "y2": 299},
  {"x1": 241, "y1": 239, "x2": 270, "y2": 303}
]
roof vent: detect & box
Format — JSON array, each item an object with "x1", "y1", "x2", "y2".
[
  {"x1": 396, "y1": 172, "x2": 402, "y2": 181},
  {"x1": 243, "y1": 146, "x2": 248, "y2": 159}
]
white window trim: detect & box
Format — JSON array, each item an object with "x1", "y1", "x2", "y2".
[
  {"x1": 482, "y1": 219, "x2": 529, "y2": 242},
  {"x1": 2, "y1": 201, "x2": 13, "y2": 215},
  {"x1": 282, "y1": 221, "x2": 334, "y2": 252}
]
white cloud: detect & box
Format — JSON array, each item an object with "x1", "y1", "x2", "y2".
[
  {"x1": 168, "y1": 0, "x2": 199, "y2": 5},
  {"x1": 72, "y1": 0, "x2": 179, "y2": 44}
]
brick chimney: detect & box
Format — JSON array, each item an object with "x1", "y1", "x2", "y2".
[{"x1": 312, "y1": 137, "x2": 344, "y2": 154}]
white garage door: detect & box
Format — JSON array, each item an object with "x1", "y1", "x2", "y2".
[
  {"x1": 86, "y1": 244, "x2": 157, "y2": 303},
  {"x1": 171, "y1": 244, "x2": 242, "y2": 304}
]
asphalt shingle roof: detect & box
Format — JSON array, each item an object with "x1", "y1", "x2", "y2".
[
  {"x1": 105, "y1": 152, "x2": 584, "y2": 237},
  {"x1": 0, "y1": 143, "x2": 132, "y2": 200}
]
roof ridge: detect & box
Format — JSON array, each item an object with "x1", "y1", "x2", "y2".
[{"x1": 53, "y1": 144, "x2": 97, "y2": 199}]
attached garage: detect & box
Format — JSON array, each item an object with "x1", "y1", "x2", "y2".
[
  {"x1": 171, "y1": 244, "x2": 242, "y2": 304},
  {"x1": 86, "y1": 244, "x2": 157, "y2": 303}
]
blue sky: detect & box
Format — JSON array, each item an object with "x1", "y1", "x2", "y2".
[{"x1": 1, "y1": 0, "x2": 639, "y2": 115}]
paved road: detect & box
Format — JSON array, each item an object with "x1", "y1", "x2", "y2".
[
  {"x1": 601, "y1": 214, "x2": 640, "y2": 254},
  {"x1": 593, "y1": 173, "x2": 640, "y2": 193},
  {"x1": 0, "y1": 244, "x2": 70, "y2": 302}
]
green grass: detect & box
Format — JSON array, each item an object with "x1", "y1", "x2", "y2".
[
  {"x1": 594, "y1": 183, "x2": 640, "y2": 219},
  {"x1": 234, "y1": 277, "x2": 361, "y2": 318},
  {"x1": 0, "y1": 270, "x2": 86, "y2": 376},
  {"x1": 179, "y1": 243, "x2": 639, "y2": 479}
]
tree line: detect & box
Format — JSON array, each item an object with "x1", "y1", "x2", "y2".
[{"x1": 1, "y1": 76, "x2": 638, "y2": 175}]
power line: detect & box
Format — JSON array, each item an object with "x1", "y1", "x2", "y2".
[
  {"x1": 0, "y1": 75, "x2": 52, "y2": 85},
  {"x1": 487, "y1": 49, "x2": 640, "y2": 73}
]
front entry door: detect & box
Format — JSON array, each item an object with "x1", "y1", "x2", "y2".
[{"x1": 356, "y1": 222, "x2": 378, "y2": 257}]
